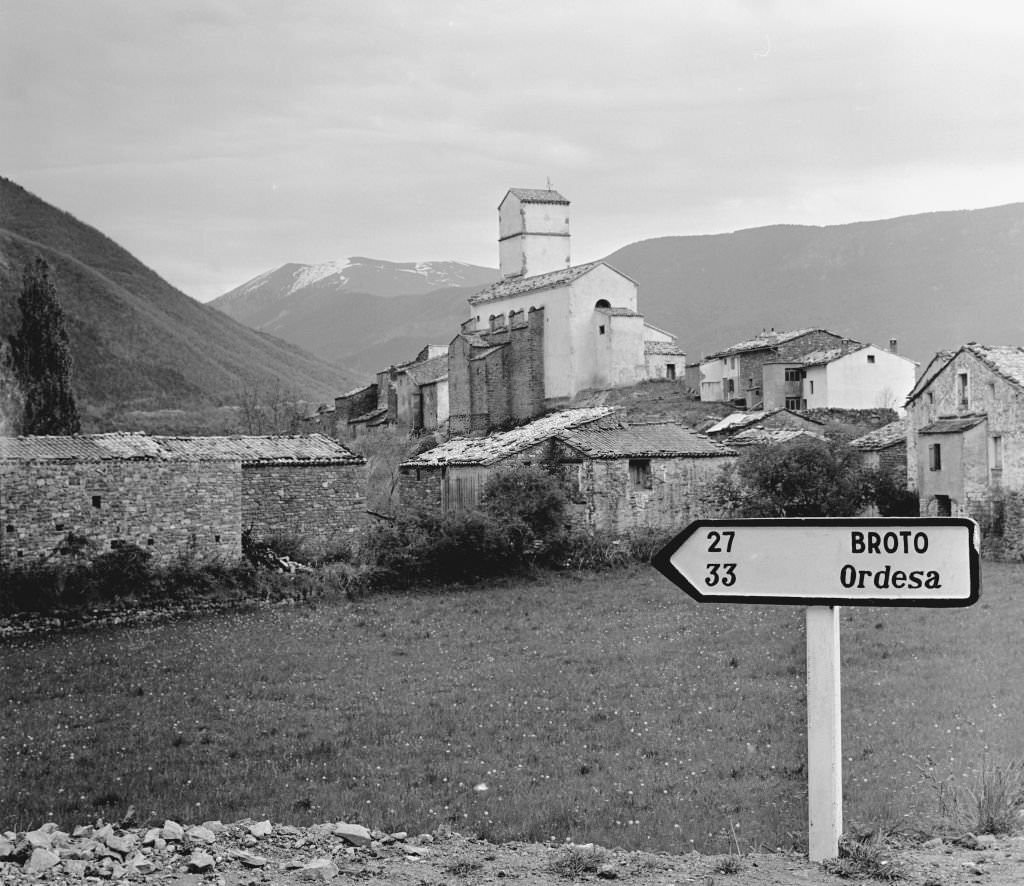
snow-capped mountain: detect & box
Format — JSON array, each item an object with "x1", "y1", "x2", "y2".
[
  {"x1": 210, "y1": 257, "x2": 499, "y2": 375},
  {"x1": 214, "y1": 256, "x2": 498, "y2": 312}
]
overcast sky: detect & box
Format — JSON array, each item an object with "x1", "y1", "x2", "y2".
[{"x1": 4, "y1": 1, "x2": 1024, "y2": 302}]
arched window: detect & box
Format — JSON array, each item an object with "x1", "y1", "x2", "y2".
[{"x1": 594, "y1": 299, "x2": 611, "y2": 309}]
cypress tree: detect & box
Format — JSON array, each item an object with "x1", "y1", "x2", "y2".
[{"x1": 10, "y1": 258, "x2": 81, "y2": 435}]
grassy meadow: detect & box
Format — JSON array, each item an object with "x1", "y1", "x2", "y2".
[{"x1": 1, "y1": 560, "x2": 1022, "y2": 853}]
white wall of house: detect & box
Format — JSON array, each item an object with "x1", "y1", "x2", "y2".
[
  {"x1": 699, "y1": 358, "x2": 725, "y2": 401},
  {"x1": 804, "y1": 346, "x2": 916, "y2": 410}
]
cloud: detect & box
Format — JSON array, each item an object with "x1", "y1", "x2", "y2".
[{"x1": 3, "y1": 0, "x2": 1023, "y2": 301}]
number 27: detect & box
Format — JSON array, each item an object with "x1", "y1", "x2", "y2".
[{"x1": 707, "y1": 530, "x2": 735, "y2": 553}]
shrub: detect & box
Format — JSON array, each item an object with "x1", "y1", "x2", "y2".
[{"x1": 711, "y1": 438, "x2": 872, "y2": 517}]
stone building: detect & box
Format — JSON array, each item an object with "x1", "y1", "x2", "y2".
[
  {"x1": 849, "y1": 419, "x2": 908, "y2": 477},
  {"x1": 397, "y1": 407, "x2": 735, "y2": 535},
  {"x1": 904, "y1": 343, "x2": 1024, "y2": 558},
  {"x1": 0, "y1": 433, "x2": 367, "y2": 568}
]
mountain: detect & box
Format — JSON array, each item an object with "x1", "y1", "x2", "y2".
[
  {"x1": 0, "y1": 178, "x2": 356, "y2": 428},
  {"x1": 212, "y1": 257, "x2": 498, "y2": 374},
  {"x1": 606, "y1": 204, "x2": 1024, "y2": 366},
  {"x1": 214, "y1": 204, "x2": 1024, "y2": 378}
]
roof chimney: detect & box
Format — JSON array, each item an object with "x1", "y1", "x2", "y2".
[{"x1": 889, "y1": 338, "x2": 898, "y2": 354}]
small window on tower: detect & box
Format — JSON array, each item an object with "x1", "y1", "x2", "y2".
[{"x1": 598, "y1": 325, "x2": 606, "y2": 335}]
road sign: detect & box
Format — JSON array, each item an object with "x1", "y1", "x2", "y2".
[{"x1": 652, "y1": 517, "x2": 980, "y2": 607}]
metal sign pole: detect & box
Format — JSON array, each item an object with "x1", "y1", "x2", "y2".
[{"x1": 806, "y1": 605, "x2": 842, "y2": 862}]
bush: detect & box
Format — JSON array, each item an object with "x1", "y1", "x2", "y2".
[{"x1": 711, "y1": 438, "x2": 872, "y2": 517}]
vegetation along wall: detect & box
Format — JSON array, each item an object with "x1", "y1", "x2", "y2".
[{"x1": 0, "y1": 458, "x2": 242, "y2": 568}]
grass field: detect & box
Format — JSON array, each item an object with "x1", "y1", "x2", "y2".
[{"x1": 1, "y1": 560, "x2": 1021, "y2": 853}]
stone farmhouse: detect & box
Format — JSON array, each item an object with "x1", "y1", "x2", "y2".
[
  {"x1": 0, "y1": 433, "x2": 366, "y2": 569},
  {"x1": 397, "y1": 407, "x2": 735, "y2": 534},
  {"x1": 905, "y1": 343, "x2": 1024, "y2": 557},
  {"x1": 699, "y1": 329, "x2": 916, "y2": 412}
]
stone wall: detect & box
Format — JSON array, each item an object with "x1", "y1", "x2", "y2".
[
  {"x1": 448, "y1": 308, "x2": 546, "y2": 436},
  {"x1": 396, "y1": 466, "x2": 444, "y2": 513},
  {"x1": 563, "y1": 454, "x2": 735, "y2": 534},
  {"x1": 1, "y1": 459, "x2": 242, "y2": 568},
  {"x1": 242, "y1": 463, "x2": 368, "y2": 553}
]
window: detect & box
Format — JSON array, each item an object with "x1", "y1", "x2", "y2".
[
  {"x1": 784, "y1": 368, "x2": 801, "y2": 382},
  {"x1": 991, "y1": 435, "x2": 1003, "y2": 481},
  {"x1": 91, "y1": 495, "x2": 102, "y2": 508},
  {"x1": 729, "y1": 357, "x2": 736, "y2": 369},
  {"x1": 867, "y1": 354, "x2": 876, "y2": 364},
  {"x1": 629, "y1": 459, "x2": 652, "y2": 489},
  {"x1": 928, "y1": 443, "x2": 942, "y2": 471},
  {"x1": 598, "y1": 325, "x2": 606, "y2": 335},
  {"x1": 957, "y1": 372, "x2": 969, "y2": 408},
  {"x1": 935, "y1": 495, "x2": 952, "y2": 516},
  {"x1": 785, "y1": 397, "x2": 801, "y2": 410},
  {"x1": 809, "y1": 380, "x2": 815, "y2": 394},
  {"x1": 927, "y1": 392, "x2": 934, "y2": 405},
  {"x1": 665, "y1": 363, "x2": 676, "y2": 380},
  {"x1": 595, "y1": 299, "x2": 611, "y2": 308}
]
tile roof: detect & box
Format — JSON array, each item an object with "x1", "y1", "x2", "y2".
[
  {"x1": 0, "y1": 432, "x2": 364, "y2": 465},
  {"x1": 558, "y1": 423, "x2": 735, "y2": 458},
  {"x1": 849, "y1": 420, "x2": 908, "y2": 451},
  {"x1": 728, "y1": 428, "x2": 824, "y2": 446},
  {"x1": 795, "y1": 344, "x2": 866, "y2": 366},
  {"x1": 644, "y1": 340, "x2": 686, "y2": 356},
  {"x1": 504, "y1": 188, "x2": 569, "y2": 205},
  {"x1": 705, "y1": 328, "x2": 820, "y2": 360},
  {"x1": 919, "y1": 415, "x2": 988, "y2": 435},
  {"x1": 349, "y1": 406, "x2": 389, "y2": 425},
  {"x1": 906, "y1": 344, "x2": 1024, "y2": 402},
  {"x1": 0, "y1": 432, "x2": 167, "y2": 462},
  {"x1": 597, "y1": 306, "x2": 642, "y2": 317},
  {"x1": 469, "y1": 261, "x2": 604, "y2": 305},
  {"x1": 153, "y1": 434, "x2": 365, "y2": 465},
  {"x1": 402, "y1": 408, "x2": 615, "y2": 467},
  {"x1": 705, "y1": 408, "x2": 822, "y2": 436},
  {"x1": 405, "y1": 354, "x2": 449, "y2": 386},
  {"x1": 966, "y1": 343, "x2": 1024, "y2": 390}
]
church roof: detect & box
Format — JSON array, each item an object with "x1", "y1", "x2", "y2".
[
  {"x1": 503, "y1": 188, "x2": 569, "y2": 205},
  {"x1": 469, "y1": 261, "x2": 620, "y2": 306}
]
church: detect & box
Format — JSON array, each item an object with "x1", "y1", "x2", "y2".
[{"x1": 447, "y1": 188, "x2": 684, "y2": 434}]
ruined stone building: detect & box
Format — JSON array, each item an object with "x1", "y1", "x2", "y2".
[{"x1": 1, "y1": 433, "x2": 366, "y2": 568}]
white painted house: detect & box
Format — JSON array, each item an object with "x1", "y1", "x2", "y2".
[
  {"x1": 463, "y1": 188, "x2": 683, "y2": 404},
  {"x1": 763, "y1": 344, "x2": 917, "y2": 412}
]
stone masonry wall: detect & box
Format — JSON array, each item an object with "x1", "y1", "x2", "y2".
[
  {"x1": 396, "y1": 466, "x2": 444, "y2": 513},
  {"x1": 564, "y1": 454, "x2": 736, "y2": 534},
  {"x1": 1, "y1": 459, "x2": 242, "y2": 569},
  {"x1": 242, "y1": 463, "x2": 367, "y2": 554}
]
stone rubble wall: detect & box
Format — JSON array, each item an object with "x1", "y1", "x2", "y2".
[
  {"x1": 243, "y1": 463, "x2": 368, "y2": 554},
  {"x1": 1, "y1": 459, "x2": 242, "y2": 569}
]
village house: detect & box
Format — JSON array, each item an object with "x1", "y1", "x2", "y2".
[
  {"x1": 330, "y1": 345, "x2": 449, "y2": 439},
  {"x1": 698, "y1": 329, "x2": 914, "y2": 411},
  {"x1": 397, "y1": 407, "x2": 735, "y2": 534},
  {"x1": 0, "y1": 433, "x2": 367, "y2": 568},
  {"x1": 904, "y1": 343, "x2": 1024, "y2": 557}
]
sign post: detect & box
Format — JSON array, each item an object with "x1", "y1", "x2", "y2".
[{"x1": 652, "y1": 517, "x2": 980, "y2": 862}]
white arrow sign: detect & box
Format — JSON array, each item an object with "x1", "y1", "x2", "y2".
[{"x1": 652, "y1": 517, "x2": 980, "y2": 606}]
